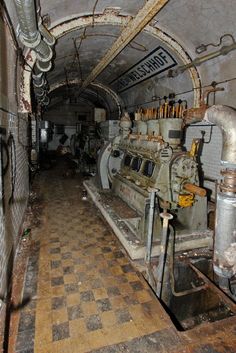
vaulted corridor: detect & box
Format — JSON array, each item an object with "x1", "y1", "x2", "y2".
[{"x1": 1, "y1": 1, "x2": 236, "y2": 352}]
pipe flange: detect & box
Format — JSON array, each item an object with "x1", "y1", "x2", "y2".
[
  {"x1": 36, "y1": 44, "x2": 53, "y2": 63},
  {"x1": 220, "y1": 168, "x2": 236, "y2": 193},
  {"x1": 33, "y1": 78, "x2": 46, "y2": 88},
  {"x1": 36, "y1": 60, "x2": 52, "y2": 72},
  {"x1": 19, "y1": 30, "x2": 41, "y2": 49}
]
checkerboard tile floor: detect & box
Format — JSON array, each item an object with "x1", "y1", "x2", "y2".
[
  {"x1": 10, "y1": 170, "x2": 172, "y2": 353},
  {"x1": 9, "y1": 165, "x2": 236, "y2": 353}
]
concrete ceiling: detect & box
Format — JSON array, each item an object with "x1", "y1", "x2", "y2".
[{"x1": 5, "y1": 0, "x2": 236, "y2": 111}]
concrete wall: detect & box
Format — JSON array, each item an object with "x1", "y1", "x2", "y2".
[
  {"x1": 43, "y1": 101, "x2": 94, "y2": 125},
  {"x1": 0, "y1": 7, "x2": 29, "y2": 303}
]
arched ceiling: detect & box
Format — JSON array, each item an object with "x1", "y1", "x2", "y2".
[{"x1": 5, "y1": 0, "x2": 236, "y2": 113}]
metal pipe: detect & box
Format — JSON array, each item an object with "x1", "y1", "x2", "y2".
[
  {"x1": 171, "y1": 42, "x2": 236, "y2": 79},
  {"x1": 156, "y1": 211, "x2": 173, "y2": 298},
  {"x1": 204, "y1": 105, "x2": 236, "y2": 165},
  {"x1": 38, "y1": 18, "x2": 56, "y2": 47},
  {"x1": 32, "y1": 72, "x2": 45, "y2": 88},
  {"x1": 203, "y1": 105, "x2": 236, "y2": 279},
  {"x1": 13, "y1": 0, "x2": 55, "y2": 72},
  {"x1": 145, "y1": 190, "x2": 156, "y2": 263},
  {"x1": 14, "y1": 0, "x2": 40, "y2": 46}
]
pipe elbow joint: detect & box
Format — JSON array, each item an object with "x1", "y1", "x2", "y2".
[{"x1": 204, "y1": 105, "x2": 236, "y2": 166}]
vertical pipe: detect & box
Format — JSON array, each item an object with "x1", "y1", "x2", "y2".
[
  {"x1": 156, "y1": 212, "x2": 173, "y2": 298},
  {"x1": 145, "y1": 190, "x2": 156, "y2": 263}
]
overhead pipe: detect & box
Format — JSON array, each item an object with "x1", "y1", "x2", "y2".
[
  {"x1": 32, "y1": 72, "x2": 45, "y2": 88},
  {"x1": 14, "y1": 0, "x2": 54, "y2": 72},
  {"x1": 14, "y1": 0, "x2": 55, "y2": 105}
]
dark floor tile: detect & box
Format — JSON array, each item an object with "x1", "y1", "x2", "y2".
[
  {"x1": 80, "y1": 290, "x2": 95, "y2": 302},
  {"x1": 99, "y1": 268, "x2": 111, "y2": 277},
  {"x1": 50, "y1": 247, "x2": 61, "y2": 254},
  {"x1": 16, "y1": 349, "x2": 34, "y2": 353},
  {"x1": 86, "y1": 315, "x2": 103, "y2": 331},
  {"x1": 62, "y1": 252, "x2": 72, "y2": 260},
  {"x1": 65, "y1": 283, "x2": 79, "y2": 294},
  {"x1": 51, "y1": 296, "x2": 66, "y2": 310},
  {"x1": 63, "y1": 266, "x2": 74, "y2": 274},
  {"x1": 18, "y1": 312, "x2": 35, "y2": 332},
  {"x1": 50, "y1": 237, "x2": 60, "y2": 243},
  {"x1": 51, "y1": 260, "x2": 61, "y2": 269},
  {"x1": 24, "y1": 299, "x2": 37, "y2": 311},
  {"x1": 91, "y1": 278, "x2": 103, "y2": 289},
  {"x1": 192, "y1": 343, "x2": 221, "y2": 353},
  {"x1": 115, "y1": 308, "x2": 132, "y2": 324},
  {"x1": 86, "y1": 263, "x2": 97, "y2": 271},
  {"x1": 15, "y1": 329, "x2": 34, "y2": 351},
  {"x1": 123, "y1": 295, "x2": 139, "y2": 306},
  {"x1": 76, "y1": 271, "x2": 88, "y2": 282},
  {"x1": 130, "y1": 281, "x2": 144, "y2": 291},
  {"x1": 115, "y1": 275, "x2": 128, "y2": 284},
  {"x1": 121, "y1": 264, "x2": 135, "y2": 273},
  {"x1": 107, "y1": 286, "x2": 121, "y2": 297},
  {"x1": 51, "y1": 276, "x2": 64, "y2": 286},
  {"x1": 107, "y1": 260, "x2": 117, "y2": 267},
  {"x1": 113, "y1": 251, "x2": 125, "y2": 259},
  {"x1": 68, "y1": 305, "x2": 84, "y2": 320},
  {"x1": 74, "y1": 257, "x2": 85, "y2": 265},
  {"x1": 52, "y1": 322, "x2": 70, "y2": 341},
  {"x1": 96, "y1": 298, "x2": 112, "y2": 312},
  {"x1": 101, "y1": 247, "x2": 112, "y2": 253}
]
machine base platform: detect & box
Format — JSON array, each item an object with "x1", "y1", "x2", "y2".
[{"x1": 83, "y1": 179, "x2": 213, "y2": 260}]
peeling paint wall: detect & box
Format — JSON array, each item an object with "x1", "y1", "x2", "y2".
[{"x1": 0, "y1": 6, "x2": 29, "y2": 303}]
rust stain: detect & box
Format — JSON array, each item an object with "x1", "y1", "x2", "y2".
[{"x1": 21, "y1": 96, "x2": 31, "y2": 111}]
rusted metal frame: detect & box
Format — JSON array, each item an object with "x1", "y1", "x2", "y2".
[{"x1": 78, "y1": 0, "x2": 169, "y2": 95}]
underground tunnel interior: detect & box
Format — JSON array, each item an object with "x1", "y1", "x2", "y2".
[{"x1": 0, "y1": 0, "x2": 236, "y2": 352}]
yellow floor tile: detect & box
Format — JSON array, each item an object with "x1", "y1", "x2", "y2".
[
  {"x1": 63, "y1": 273, "x2": 77, "y2": 284},
  {"x1": 70, "y1": 337, "x2": 91, "y2": 353},
  {"x1": 110, "y1": 296, "x2": 126, "y2": 309},
  {"x1": 66, "y1": 292, "x2": 80, "y2": 306},
  {"x1": 86, "y1": 329, "x2": 109, "y2": 350},
  {"x1": 36, "y1": 299, "x2": 52, "y2": 313},
  {"x1": 51, "y1": 285, "x2": 66, "y2": 296},
  {"x1": 100, "y1": 311, "x2": 117, "y2": 328},
  {"x1": 69, "y1": 318, "x2": 87, "y2": 337},
  {"x1": 135, "y1": 290, "x2": 153, "y2": 303},
  {"x1": 52, "y1": 308, "x2": 68, "y2": 324},
  {"x1": 81, "y1": 301, "x2": 98, "y2": 316},
  {"x1": 93, "y1": 288, "x2": 108, "y2": 300}
]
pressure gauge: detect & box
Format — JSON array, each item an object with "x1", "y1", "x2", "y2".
[{"x1": 159, "y1": 147, "x2": 173, "y2": 163}]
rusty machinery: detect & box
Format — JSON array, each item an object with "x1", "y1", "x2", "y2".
[{"x1": 97, "y1": 97, "x2": 210, "y2": 250}]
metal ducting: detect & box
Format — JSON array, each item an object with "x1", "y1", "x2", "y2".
[
  {"x1": 203, "y1": 105, "x2": 236, "y2": 279},
  {"x1": 14, "y1": 0, "x2": 55, "y2": 105}
]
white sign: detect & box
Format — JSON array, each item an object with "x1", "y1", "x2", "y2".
[{"x1": 111, "y1": 46, "x2": 177, "y2": 92}]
